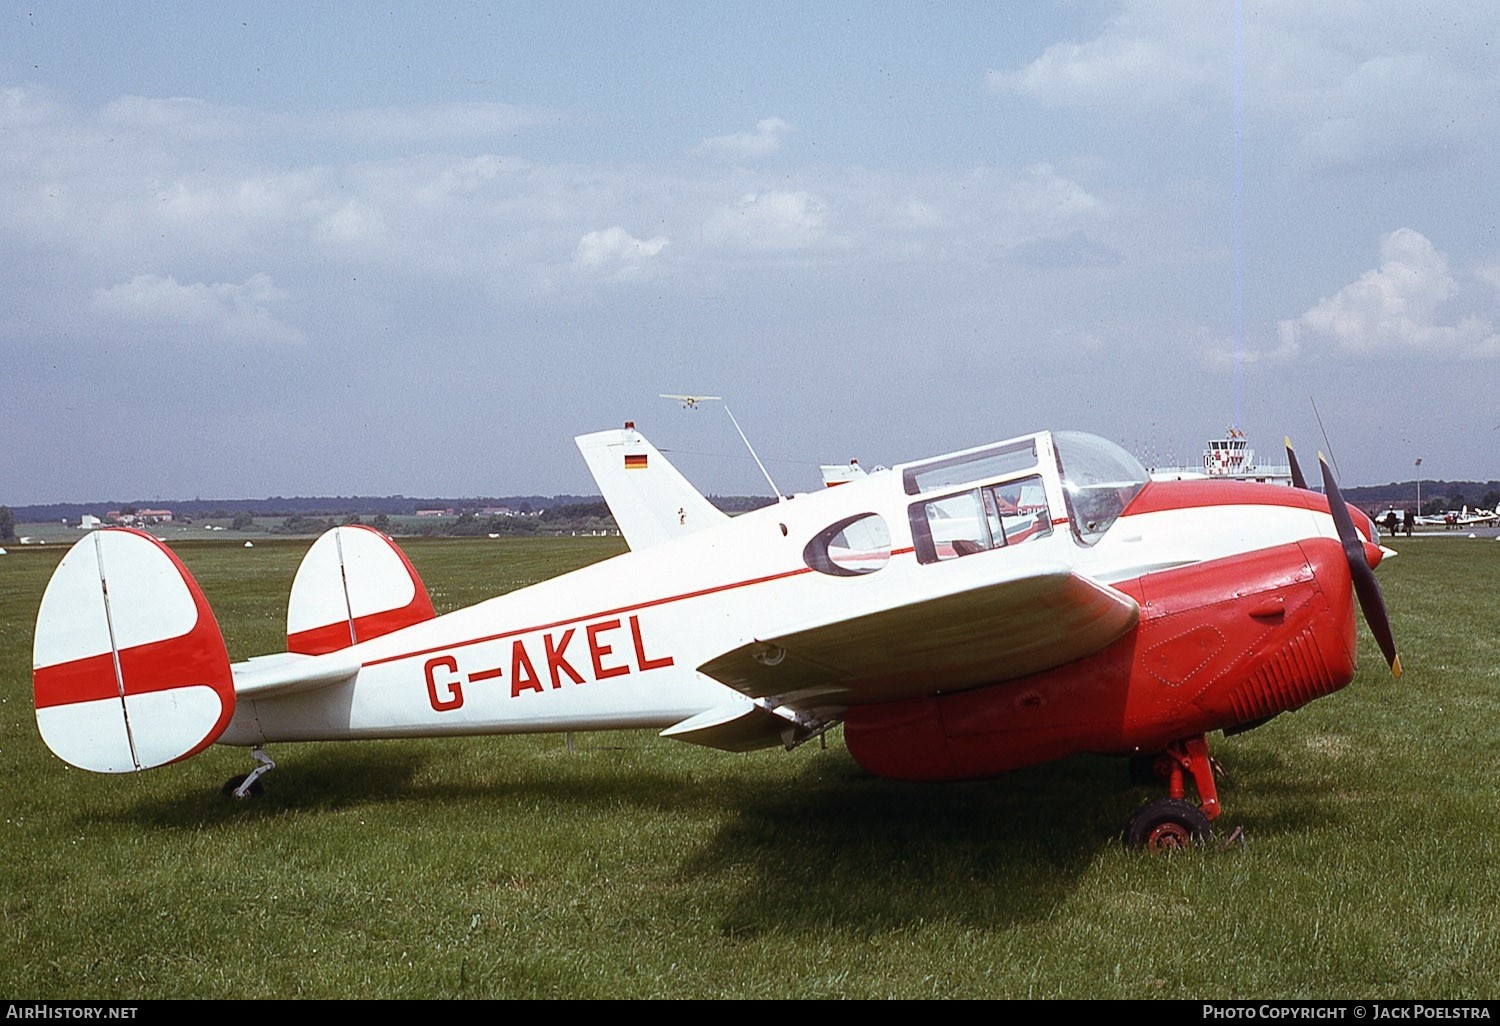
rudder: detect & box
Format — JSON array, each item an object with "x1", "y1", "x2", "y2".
[
  {"x1": 287, "y1": 525, "x2": 436, "y2": 654},
  {"x1": 32, "y1": 528, "x2": 235, "y2": 773}
]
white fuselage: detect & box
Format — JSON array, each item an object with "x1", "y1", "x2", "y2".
[{"x1": 221, "y1": 430, "x2": 1352, "y2": 748}]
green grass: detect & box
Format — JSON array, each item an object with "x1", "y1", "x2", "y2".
[{"x1": 2, "y1": 536, "x2": 1499, "y2": 998}]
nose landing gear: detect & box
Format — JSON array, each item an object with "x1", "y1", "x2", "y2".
[{"x1": 1124, "y1": 735, "x2": 1220, "y2": 852}]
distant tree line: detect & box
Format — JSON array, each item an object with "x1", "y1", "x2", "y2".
[
  {"x1": 1344, "y1": 481, "x2": 1500, "y2": 514},
  {"x1": 10, "y1": 493, "x2": 779, "y2": 532},
  {"x1": 9, "y1": 494, "x2": 598, "y2": 524}
]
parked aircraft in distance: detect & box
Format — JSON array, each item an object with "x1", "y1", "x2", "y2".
[
  {"x1": 32, "y1": 421, "x2": 1398, "y2": 851},
  {"x1": 1414, "y1": 507, "x2": 1499, "y2": 529}
]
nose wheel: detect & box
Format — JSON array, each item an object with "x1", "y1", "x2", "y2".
[
  {"x1": 1124, "y1": 735, "x2": 1219, "y2": 852},
  {"x1": 1125, "y1": 798, "x2": 1212, "y2": 852}
]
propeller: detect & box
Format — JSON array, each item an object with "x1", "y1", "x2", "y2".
[
  {"x1": 1284, "y1": 437, "x2": 1308, "y2": 490},
  {"x1": 1319, "y1": 453, "x2": 1402, "y2": 678}
]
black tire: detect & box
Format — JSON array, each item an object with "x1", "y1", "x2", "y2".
[
  {"x1": 221, "y1": 774, "x2": 264, "y2": 800},
  {"x1": 1124, "y1": 798, "x2": 1211, "y2": 853}
]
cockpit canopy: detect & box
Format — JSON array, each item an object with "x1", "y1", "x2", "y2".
[
  {"x1": 882, "y1": 430, "x2": 1149, "y2": 567},
  {"x1": 1052, "y1": 431, "x2": 1149, "y2": 544}
]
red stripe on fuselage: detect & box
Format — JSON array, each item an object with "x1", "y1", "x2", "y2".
[
  {"x1": 363, "y1": 544, "x2": 925, "y2": 670},
  {"x1": 362, "y1": 564, "x2": 818, "y2": 669},
  {"x1": 1123, "y1": 479, "x2": 1378, "y2": 547},
  {"x1": 1122, "y1": 480, "x2": 1328, "y2": 517}
]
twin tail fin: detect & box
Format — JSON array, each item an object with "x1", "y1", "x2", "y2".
[{"x1": 33, "y1": 525, "x2": 436, "y2": 774}]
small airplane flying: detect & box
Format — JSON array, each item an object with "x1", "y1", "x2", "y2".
[
  {"x1": 659, "y1": 393, "x2": 722, "y2": 409},
  {"x1": 31, "y1": 422, "x2": 1399, "y2": 851}
]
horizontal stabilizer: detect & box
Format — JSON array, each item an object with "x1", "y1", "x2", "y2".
[
  {"x1": 576, "y1": 426, "x2": 727, "y2": 550},
  {"x1": 232, "y1": 650, "x2": 361, "y2": 698},
  {"x1": 287, "y1": 526, "x2": 436, "y2": 655},
  {"x1": 32, "y1": 529, "x2": 235, "y2": 773}
]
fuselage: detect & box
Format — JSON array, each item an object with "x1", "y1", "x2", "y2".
[{"x1": 223, "y1": 429, "x2": 1375, "y2": 780}]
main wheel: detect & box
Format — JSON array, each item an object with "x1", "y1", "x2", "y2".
[
  {"x1": 1124, "y1": 798, "x2": 1211, "y2": 853},
  {"x1": 221, "y1": 774, "x2": 264, "y2": 800}
]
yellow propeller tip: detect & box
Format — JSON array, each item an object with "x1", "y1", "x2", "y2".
[{"x1": 1391, "y1": 655, "x2": 1403, "y2": 679}]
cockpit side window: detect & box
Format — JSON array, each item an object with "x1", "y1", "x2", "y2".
[
  {"x1": 909, "y1": 475, "x2": 1052, "y2": 564},
  {"x1": 990, "y1": 477, "x2": 1053, "y2": 546},
  {"x1": 803, "y1": 513, "x2": 893, "y2": 576}
]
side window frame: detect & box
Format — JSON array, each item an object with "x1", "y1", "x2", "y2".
[{"x1": 909, "y1": 474, "x2": 1052, "y2": 564}]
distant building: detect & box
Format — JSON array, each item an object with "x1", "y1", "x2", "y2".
[
  {"x1": 107, "y1": 508, "x2": 173, "y2": 525},
  {"x1": 78, "y1": 514, "x2": 102, "y2": 530}
]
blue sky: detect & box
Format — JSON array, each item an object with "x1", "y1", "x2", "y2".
[{"x1": 4, "y1": 2, "x2": 1498, "y2": 503}]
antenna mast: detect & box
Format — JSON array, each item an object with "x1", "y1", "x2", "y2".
[
  {"x1": 1311, "y1": 396, "x2": 1340, "y2": 482},
  {"x1": 660, "y1": 394, "x2": 784, "y2": 501}
]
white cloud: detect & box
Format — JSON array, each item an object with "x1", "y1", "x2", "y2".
[
  {"x1": 101, "y1": 95, "x2": 239, "y2": 137},
  {"x1": 0, "y1": 84, "x2": 1115, "y2": 296},
  {"x1": 323, "y1": 102, "x2": 554, "y2": 144},
  {"x1": 690, "y1": 118, "x2": 792, "y2": 162},
  {"x1": 317, "y1": 199, "x2": 388, "y2": 244},
  {"x1": 989, "y1": 3, "x2": 1500, "y2": 171},
  {"x1": 572, "y1": 226, "x2": 669, "y2": 281},
  {"x1": 1, "y1": 85, "x2": 68, "y2": 128},
  {"x1": 91, "y1": 273, "x2": 303, "y2": 344},
  {"x1": 1276, "y1": 229, "x2": 1500, "y2": 359},
  {"x1": 1202, "y1": 326, "x2": 1300, "y2": 370},
  {"x1": 700, "y1": 190, "x2": 831, "y2": 252},
  {"x1": 1473, "y1": 264, "x2": 1500, "y2": 297},
  {"x1": 998, "y1": 164, "x2": 1104, "y2": 228},
  {"x1": 986, "y1": 1, "x2": 1226, "y2": 110}
]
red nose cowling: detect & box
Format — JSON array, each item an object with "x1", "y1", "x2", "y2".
[{"x1": 844, "y1": 538, "x2": 1358, "y2": 782}]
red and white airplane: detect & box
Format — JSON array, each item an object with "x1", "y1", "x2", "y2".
[{"x1": 31, "y1": 424, "x2": 1399, "y2": 850}]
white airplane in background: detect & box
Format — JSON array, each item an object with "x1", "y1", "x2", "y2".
[
  {"x1": 32, "y1": 421, "x2": 1399, "y2": 851},
  {"x1": 1414, "y1": 507, "x2": 1499, "y2": 528}
]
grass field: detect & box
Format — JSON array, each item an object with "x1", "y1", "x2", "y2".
[{"x1": 2, "y1": 535, "x2": 1499, "y2": 999}]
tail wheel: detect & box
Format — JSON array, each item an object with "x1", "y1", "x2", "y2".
[
  {"x1": 221, "y1": 774, "x2": 264, "y2": 801},
  {"x1": 1124, "y1": 798, "x2": 1211, "y2": 853}
]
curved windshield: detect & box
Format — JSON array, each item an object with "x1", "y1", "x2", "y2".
[{"x1": 1053, "y1": 431, "x2": 1148, "y2": 544}]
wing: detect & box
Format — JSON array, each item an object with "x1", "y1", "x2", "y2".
[{"x1": 698, "y1": 565, "x2": 1140, "y2": 707}]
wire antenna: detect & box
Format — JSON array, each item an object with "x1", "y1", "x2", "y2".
[
  {"x1": 660, "y1": 394, "x2": 784, "y2": 501},
  {"x1": 1310, "y1": 397, "x2": 1340, "y2": 482}
]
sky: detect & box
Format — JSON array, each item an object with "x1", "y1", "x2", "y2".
[{"x1": 4, "y1": 1, "x2": 1498, "y2": 504}]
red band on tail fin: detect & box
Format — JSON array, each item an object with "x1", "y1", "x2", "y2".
[
  {"x1": 287, "y1": 526, "x2": 436, "y2": 655},
  {"x1": 32, "y1": 529, "x2": 234, "y2": 774}
]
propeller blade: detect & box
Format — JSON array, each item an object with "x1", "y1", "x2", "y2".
[
  {"x1": 1284, "y1": 437, "x2": 1308, "y2": 490},
  {"x1": 1319, "y1": 454, "x2": 1401, "y2": 677}
]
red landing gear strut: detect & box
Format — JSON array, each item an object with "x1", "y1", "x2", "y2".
[{"x1": 1124, "y1": 735, "x2": 1220, "y2": 853}]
